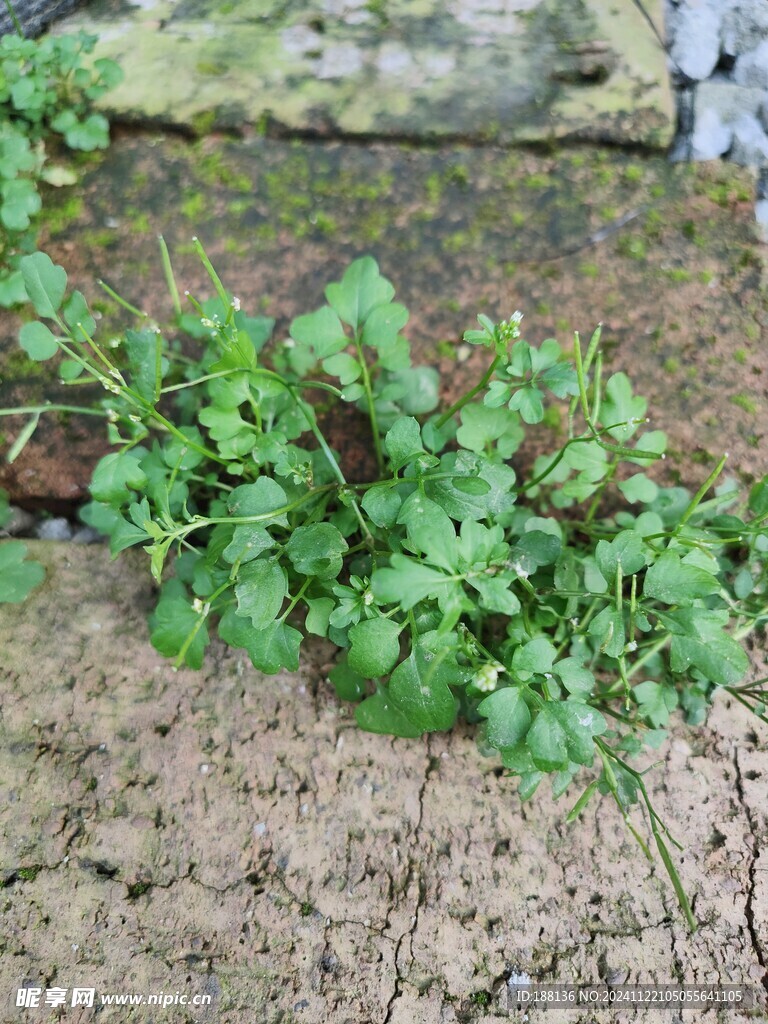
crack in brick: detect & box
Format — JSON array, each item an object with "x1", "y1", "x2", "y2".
[
  {"x1": 382, "y1": 737, "x2": 435, "y2": 1024},
  {"x1": 732, "y1": 746, "x2": 768, "y2": 995}
]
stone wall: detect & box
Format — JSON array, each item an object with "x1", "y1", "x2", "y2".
[{"x1": 667, "y1": 0, "x2": 768, "y2": 167}]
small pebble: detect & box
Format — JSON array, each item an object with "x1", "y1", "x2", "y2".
[
  {"x1": 72, "y1": 526, "x2": 103, "y2": 544},
  {"x1": 35, "y1": 517, "x2": 73, "y2": 541},
  {"x1": 2, "y1": 506, "x2": 35, "y2": 536}
]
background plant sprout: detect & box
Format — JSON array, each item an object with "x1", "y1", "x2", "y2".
[
  {"x1": 3, "y1": 244, "x2": 768, "y2": 931},
  {"x1": 0, "y1": 10, "x2": 122, "y2": 305}
]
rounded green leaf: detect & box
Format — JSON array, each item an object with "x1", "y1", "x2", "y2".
[
  {"x1": 0, "y1": 541, "x2": 45, "y2": 604},
  {"x1": 19, "y1": 321, "x2": 58, "y2": 361},
  {"x1": 526, "y1": 705, "x2": 569, "y2": 772},
  {"x1": 388, "y1": 650, "x2": 456, "y2": 732},
  {"x1": 285, "y1": 523, "x2": 348, "y2": 580},
  {"x1": 348, "y1": 617, "x2": 402, "y2": 678},
  {"x1": 355, "y1": 690, "x2": 422, "y2": 738},
  {"x1": 20, "y1": 252, "x2": 67, "y2": 319},
  {"x1": 477, "y1": 687, "x2": 531, "y2": 749},
  {"x1": 361, "y1": 484, "x2": 401, "y2": 528}
]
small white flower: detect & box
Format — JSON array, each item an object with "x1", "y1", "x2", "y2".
[
  {"x1": 473, "y1": 663, "x2": 501, "y2": 693},
  {"x1": 231, "y1": 296, "x2": 241, "y2": 312}
]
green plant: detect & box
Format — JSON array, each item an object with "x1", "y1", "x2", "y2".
[
  {"x1": 4, "y1": 247, "x2": 768, "y2": 929},
  {"x1": 0, "y1": 25, "x2": 122, "y2": 304}
]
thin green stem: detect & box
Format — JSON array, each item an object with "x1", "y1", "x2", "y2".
[
  {"x1": 159, "y1": 235, "x2": 182, "y2": 318},
  {"x1": 2, "y1": 0, "x2": 24, "y2": 36},
  {"x1": 166, "y1": 485, "x2": 339, "y2": 542},
  {"x1": 161, "y1": 369, "x2": 242, "y2": 394},
  {"x1": 355, "y1": 334, "x2": 384, "y2": 476},
  {"x1": 97, "y1": 280, "x2": 147, "y2": 318},
  {"x1": 192, "y1": 237, "x2": 230, "y2": 309},
  {"x1": 435, "y1": 355, "x2": 501, "y2": 428},
  {"x1": 625, "y1": 633, "x2": 671, "y2": 679},
  {"x1": 584, "y1": 457, "x2": 617, "y2": 525},
  {"x1": 75, "y1": 323, "x2": 125, "y2": 381},
  {"x1": 734, "y1": 605, "x2": 768, "y2": 640},
  {"x1": 0, "y1": 404, "x2": 110, "y2": 418},
  {"x1": 596, "y1": 740, "x2": 696, "y2": 931},
  {"x1": 173, "y1": 580, "x2": 231, "y2": 669},
  {"x1": 147, "y1": 407, "x2": 228, "y2": 465},
  {"x1": 672, "y1": 453, "x2": 729, "y2": 537},
  {"x1": 280, "y1": 578, "x2": 313, "y2": 622}
]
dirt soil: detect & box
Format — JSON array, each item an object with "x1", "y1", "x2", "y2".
[
  {"x1": 1, "y1": 135, "x2": 767, "y2": 507},
  {"x1": 1, "y1": 544, "x2": 766, "y2": 1023}
]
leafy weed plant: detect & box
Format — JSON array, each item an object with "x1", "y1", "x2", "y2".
[
  {"x1": 0, "y1": 16, "x2": 122, "y2": 304},
  {"x1": 3, "y1": 246, "x2": 768, "y2": 927}
]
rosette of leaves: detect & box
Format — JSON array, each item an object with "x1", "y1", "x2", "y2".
[
  {"x1": 0, "y1": 29, "x2": 122, "y2": 305},
  {"x1": 6, "y1": 246, "x2": 768, "y2": 928}
]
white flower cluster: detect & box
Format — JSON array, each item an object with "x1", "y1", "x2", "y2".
[
  {"x1": 496, "y1": 310, "x2": 524, "y2": 344},
  {"x1": 472, "y1": 662, "x2": 504, "y2": 694}
]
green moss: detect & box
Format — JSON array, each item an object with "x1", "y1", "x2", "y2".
[
  {"x1": 425, "y1": 172, "x2": 443, "y2": 205},
  {"x1": 2, "y1": 349, "x2": 47, "y2": 379},
  {"x1": 87, "y1": 228, "x2": 120, "y2": 248},
  {"x1": 17, "y1": 866, "x2": 41, "y2": 882},
  {"x1": 662, "y1": 268, "x2": 691, "y2": 283},
  {"x1": 435, "y1": 339, "x2": 455, "y2": 358},
  {"x1": 299, "y1": 901, "x2": 314, "y2": 917},
  {"x1": 312, "y1": 211, "x2": 338, "y2": 236},
  {"x1": 41, "y1": 194, "x2": 84, "y2": 236},
  {"x1": 730, "y1": 393, "x2": 757, "y2": 414},
  {"x1": 744, "y1": 321, "x2": 760, "y2": 341},
  {"x1": 196, "y1": 60, "x2": 225, "y2": 76},
  {"x1": 733, "y1": 348, "x2": 747, "y2": 365},
  {"x1": 181, "y1": 191, "x2": 206, "y2": 221},
  {"x1": 643, "y1": 208, "x2": 664, "y2": 240},
  {"x1": 446, "y1": 163, "x2": 470, "y2": 188},
  {"x1": 616, "y1": 235, "x2": 647, "y2": 261},
  {"x1": 542, "y1": 405, "x2": 562, "y2": 433},
  {"x1": 470, "y1": 991, "x2": 491, "y2": 1008},
  {"x1": 579, "y1": 262, "x2": 599, "y2": 278},
  {"x1": 124, "y1": 207, "x2": 151, "y2": 234},
  {"x1": 595, "y1": 166, "x2": 614, "y2": 186},
  {"x1": 199, "y1": 151, "x2": 252, "y2": 192},
  {"x1": 364, "y1": 0, "x2": 389, "y2": 25},
  {"x1": 623, "y1": 164, "x2": 643, "y2": 183},
  {"x1": 444, "y1": 230, "x2": 474, "y2": 254},
  {"x1": 126, "y1": 880, "x2": 152, "y2": 899},
  {"x1": 662, "y1": 357, "x2": 680, "y2": 374},
  {"x1": 224, "y1": 237, "x2": 248, "y2": 255},
  {"x1": 697, "y1": 270, "x2": 714, "y2": 285},
  {"x1": 190, "y1": 110, "x2": 217, "y2": 136},
  {"x1": 227, "y1": 198, "x2": 253, "y2": 216}
]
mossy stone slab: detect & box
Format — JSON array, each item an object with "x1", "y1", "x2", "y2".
[{"x1": 56, "y1": 0, "x2": 674, "y2": 145}]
